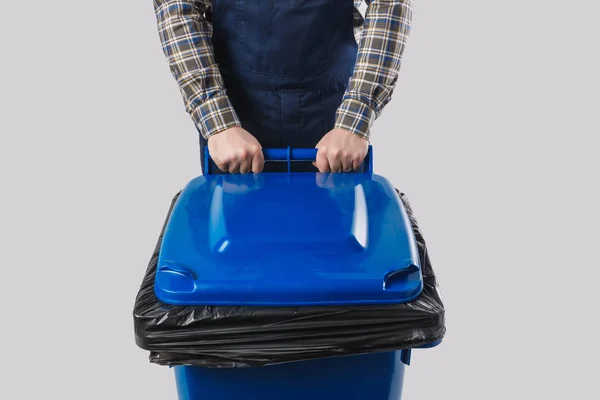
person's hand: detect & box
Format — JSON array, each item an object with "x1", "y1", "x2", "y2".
[
  {"x1": 314, "y1": 128, "x2": 369, "y2": 172},
  {"x1": 207, "y1": 127, "x2": 264, "y2": 173}
]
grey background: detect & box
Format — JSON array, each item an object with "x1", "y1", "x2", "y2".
[{"x1": 1, "y1": 0, "x2": 598, "y2": 399}]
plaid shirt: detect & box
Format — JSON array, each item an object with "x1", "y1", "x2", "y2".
[{"x1": 153, "y1": 0, "x2": 414, "y2": 140}]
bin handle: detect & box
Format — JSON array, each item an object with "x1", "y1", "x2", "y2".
[{"x1": 205, "y1": 146, "x2": 373, "y2": 174}]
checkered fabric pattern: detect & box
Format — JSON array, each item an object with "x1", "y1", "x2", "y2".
[{"x1": 153, "y1": 0, "x2": 414, "y2": 140}]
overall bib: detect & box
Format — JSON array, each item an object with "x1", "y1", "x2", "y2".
[{"x1": 200, "y1": 0, "x2": 359, "y2": 173}]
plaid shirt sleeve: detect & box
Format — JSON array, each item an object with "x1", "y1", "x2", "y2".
[
  {"x1": 335, "y1": 0, "x2": 414, "y2": 140},
  {"x1": 153, "y1": 0, "x2": 241, "y2": 139}
]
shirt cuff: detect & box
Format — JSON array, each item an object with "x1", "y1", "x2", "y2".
[
  {"x1": 192, "y1": 94, "x2": 242, "y2": 139},
  {"x1": 334, "y1": 98, "x2": 375, "y2": 141}
]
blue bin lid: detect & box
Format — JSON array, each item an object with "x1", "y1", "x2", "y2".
[{"x1": 155, "y1": 172, "x2": 423, "y2": 306}]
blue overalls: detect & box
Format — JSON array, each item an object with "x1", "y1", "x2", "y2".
[{"x1": 199, "y1": 0, "x2": 359, "y2": 173}]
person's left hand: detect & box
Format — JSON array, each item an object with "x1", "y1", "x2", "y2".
[{"x1": 314, "y1": 128, "x2": 369, "y2": 172}]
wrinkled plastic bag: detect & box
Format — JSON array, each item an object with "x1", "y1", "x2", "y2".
[{"x1": 133, "y1": 190, "x2": 445, "y2": 368}]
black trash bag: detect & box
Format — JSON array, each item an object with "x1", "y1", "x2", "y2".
[{"x1": 133, "y1": 191, "x2": 445, "y2": 368}]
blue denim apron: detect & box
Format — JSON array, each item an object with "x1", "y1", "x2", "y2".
[{"x1": 200, "y1": 0, "x2": 358, "y2": 173}]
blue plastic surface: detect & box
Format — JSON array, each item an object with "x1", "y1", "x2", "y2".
[
  {"x1": 174, "y1": 351, "x2": 407, "y2": 400},
  {"x1": 156, "y1": 147, "x2": 422, "y2": 306},
  {"x1": 263, "y1": 148, "x2": 319, "y2": 161}
]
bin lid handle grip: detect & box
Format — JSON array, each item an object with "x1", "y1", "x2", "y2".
[{"x1": 205, "y1": 146, "x2": 373, "y2": 174}]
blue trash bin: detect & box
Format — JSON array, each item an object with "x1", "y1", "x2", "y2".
[
  {"x1": 154, "y1": 147, "x2": 441, "y2": 400},
  {"x1": 174, "y1": 351, "x2": 408, "y2": 400}
]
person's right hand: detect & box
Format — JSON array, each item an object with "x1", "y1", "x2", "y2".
[{"x1": 207, "y1": 127, "x2": 264, "y2": 173}]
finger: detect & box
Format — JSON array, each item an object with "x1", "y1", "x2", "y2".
[
  {"x1": 315, "y1": 148, "x2": 330, "y2": 172},
  {"x1": 341, "y1": 155, "x2": 353, "y2": 172},
  {"x1": 328, "y1": 150, "x2": 342, "y2": 173},
  {"x1": 251, "y1": 150, "x2": 265, "y2": 173},
  {"x1": 239, "y1": 160, "x2": 251, "y2": 174},
  {"x1": 239, "y1": 150, "x2": 252, "y2": 174},
  {"x1": 228, "y1": 161, "x2": 240, "y2": 174},
  {"x1": 329, "y1": 158, "x2": 342, "y2": 173},
  {"x1": 216, "y1": 161, "x2": 229, "y2": 173},
  {"x1": 352, "y1": 155, "x2": 363, "y2": 171}
]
